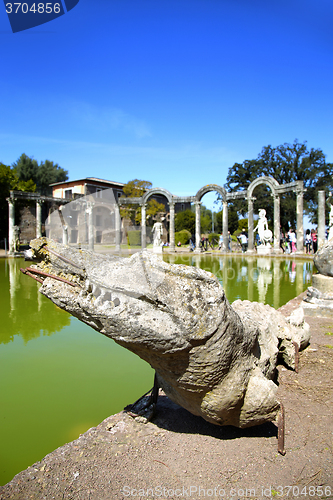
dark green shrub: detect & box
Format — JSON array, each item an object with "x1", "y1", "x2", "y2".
[
  {"x1": 208, "y1": 232, "x2": 220, "y2": 244},
  {"x1": 175, "y1": 229, "x2": 191, "y2": 245},
  {"x1": 127, "y1": 230, "x2": 141, "y2": 246}
]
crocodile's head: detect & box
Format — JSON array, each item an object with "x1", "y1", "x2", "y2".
[{"x1": 23, "y1": 238, "x2": 281, "y2": 430}]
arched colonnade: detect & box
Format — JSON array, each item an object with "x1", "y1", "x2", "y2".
[
  {"x1": 119, "y1": 177, "x2": 305, "y2": 252},
  {"x1": 7, "y1": 176, "x2": 310, "y2": 253}
]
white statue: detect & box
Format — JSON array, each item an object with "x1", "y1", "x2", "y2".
[
  {"x1": 254, "y1": 209, "x2": 272, "y2": 246},
  {"x1": 152, "y1": 222, "x2": 163, "y2": 247}
]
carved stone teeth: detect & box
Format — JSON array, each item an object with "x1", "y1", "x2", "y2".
[
  {"x1": 95, "y1": 289, "x2": 113, "y2": 307},
  {"x1": 106, "y1": 298, "x2": 120, "y2": 309},
  {"x1": 85, "y1": 280, "x2": 92, "y2": 293},
  {"x1": 92, "y1": 284, "x2": 101, "y2": 297}
]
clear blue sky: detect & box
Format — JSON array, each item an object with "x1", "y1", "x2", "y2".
[{"x1": 1, "y1": 0, "x2": 332, "y2": 210}]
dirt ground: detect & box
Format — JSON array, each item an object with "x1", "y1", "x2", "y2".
[{"x1": 0, "y1": 293, "x2": 332, "y2": 500}]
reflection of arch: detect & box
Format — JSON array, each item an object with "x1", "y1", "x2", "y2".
[
  {"x1": 195, "y1": 184, "x2": 227, "y2": 203},
  {"x1": 194, "y1": 184, "x2": 229, "y2": 252}
]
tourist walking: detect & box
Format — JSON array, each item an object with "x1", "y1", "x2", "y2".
[
  {"x1": 305, "y1": 229, "x2": 312, "y2": 254},
  {"x1": 289, "y1": 228, "x2": 297, "y2": 253},
  {"x1": 238, "y1": 230, "x2": 248, "y2": 253},
  {"x1": 280, "y1": 228, "x2": 285, "y2": 253},
  {"x1": 311, "y1": 229, "x2": 317, "y2": 253}
]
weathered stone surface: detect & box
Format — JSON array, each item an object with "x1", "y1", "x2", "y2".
[
  {"x1": 233, "y1": 300, "x2": 310, "y2": 375},
  {"x1": 26, "y1": 238, "x2": 310, "y2": 429},
  {"x1": 314, "y1": 238, "x2": 333, "y2": 276}
]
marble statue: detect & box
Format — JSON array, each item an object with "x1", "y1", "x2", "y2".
[
  {"x1": 152, "y1": 221, "x2": 163, "y2": 246},
  {"x1": 254, "y1": 209, "x2": 272, "y2": 247}
]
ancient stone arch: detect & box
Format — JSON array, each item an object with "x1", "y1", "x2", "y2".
[
  {"x1": 141, "y1": 188, "x2": 173, "y2": 250},
  {"x1": 195, "y1": 184, "x2": 227, "y2": 203},
  {"x1": 247, "y1": 176, "x2": 279, "y2": 199},
  {"x1": 246, "y1": 177, "x2": 304, "y2": 253},
  {"x1": 142, "y1": 187, "x2": 173, "y2": 205},
  {"x1": 194, "y1": 184, "x2": 229, "y2": 252}
]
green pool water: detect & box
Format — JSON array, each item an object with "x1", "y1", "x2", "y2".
[{"x1": 0, "y1": 254, "x2": 314, "y2": 485}]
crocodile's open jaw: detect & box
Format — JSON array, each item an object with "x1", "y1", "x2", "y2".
[{"x1": 23, "y1": 237, "x2": 293, "y2": 444}]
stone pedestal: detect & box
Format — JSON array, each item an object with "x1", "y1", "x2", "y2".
[
  {"x1": 303, "y1": 274, "x2": 333, "y2": 317},
  {"x1": 257, "y1": 245, "x2": 271, "y2": 255},
  {"x1": 153, "y1": 246, "x2": 163, "y2": 254}
]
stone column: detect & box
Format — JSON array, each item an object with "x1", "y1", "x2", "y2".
[
  {"x1": 115, "y1": 204, "x2": 121, "y2": 252},
  {"x1": 169, "y1": 202, "x2": 175, "y2": 251},
  {"x1": 58, "y1": 205, "x2": 69, "y2": 246},
  {"x1": 141, "y1": 203, "x2": 147, "y2": 250},
  {"x1": 318, "y1": 190, "x2": 326, "y2": 249},
  {"x1": 222, "y1": 201, "x2": 228, "y2": 252},
  {"x1": 8, "y1": 198, "x2": 15, "y2": 254},
  {"x1": 63, "y1": 225, "x2": 68, "y2": 246},
  {"x1": 273, "y1": 193, "x2": 281, "y2": 252},
  {"x1": 296, "y1": 186, "x2": 304, "y2": 253},
  {"x1": 195, "y1": 201, "x2": 201, "y2": 252},
  {"x1": 87, "y1": 203, "x2": 94, "y2": 251},
  {"x1": 36, "y1": 199, "x2": 42, "y2": 238},
  {"x1": 247, "y1": 197, "x2": 255, "y2": 252}
]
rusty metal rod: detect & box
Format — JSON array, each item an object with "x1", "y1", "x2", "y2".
[
  {"x1": 293, "y1": 341, "x2": 299, "y2": 373},
  {"x1": 24, "y1": 267, "x2": 78, "y2": 287},
  {"x1": 20, "y1": 268, "x2": 44, "y2": 284},
  {"x1": 43, "y1": 245, "x2": 81, "y2": 269},
  {"x1": 277, "y1": 402, "x2": 286, "y2": 456}
]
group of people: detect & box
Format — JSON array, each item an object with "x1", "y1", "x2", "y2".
[
  {"x1": 185, "y1": 227, "x2": 321, "y2": 254},
  {"x1": 280, "y1": 228, "x2": 318, "y2": 254},
  {"x1": 280, "y1": 228, "x2": 297, "y2": 253},
  {"x1": 304, "y1": 229, "x2": 318, "y2": 254}
]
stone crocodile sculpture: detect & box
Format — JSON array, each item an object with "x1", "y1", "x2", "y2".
[{"x1": 22, "y1": 238, "x2": 310, "y2": 454}]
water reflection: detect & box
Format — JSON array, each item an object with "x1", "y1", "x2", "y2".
[
  {"x1": 164, "y1": 254, "x2": 314, "y2": 309},
  {"x1": 0, "y1": 259, "x2": 70, "y2": 345}
]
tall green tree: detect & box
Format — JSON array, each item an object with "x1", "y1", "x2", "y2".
[
  {"x1": 13, "y1": 154, "x2": 68, "y2": 196},
  {"x1": 12, "y1": 153, "x2": 38, "y2": 184},
  {"x1": 37, "y1": 159, "x2": 68, "y2": 195},
  {"x1": 175, "y1": 209, "x2": 195, "y2": 234},
  {"x1": 122, "y1": 179, "x2": 152, "y2": 198},
  {"x1": 213, "y1": 205, "x2": 239, "y2": 234},
  {"x1": 225, "y1": 140, "x2": 333, "y2": 229},
  {"x1": 200, "y1": 205, "x2": 212, "y2": 233},
  {"x1": 121, "y1": 179, "x2": 165, "y2": 226},
  {"x1": 0, "y1": 162, "x2": 37, "y2": 240}
]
